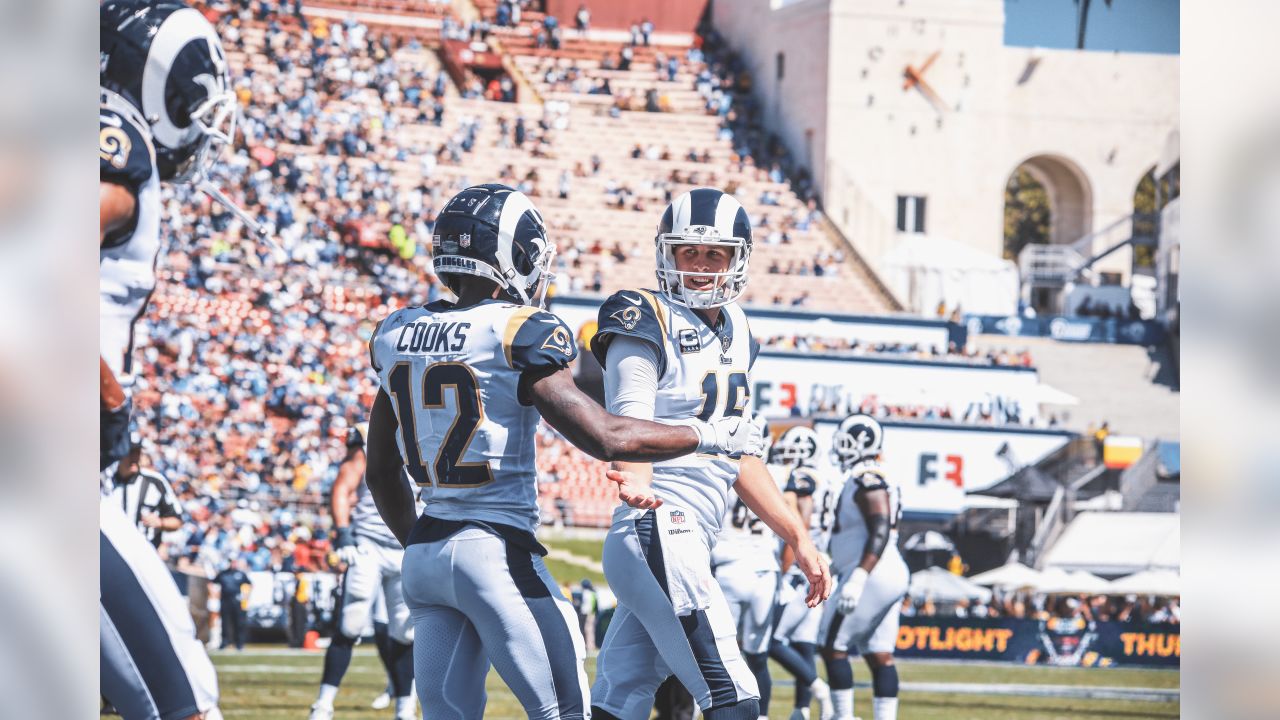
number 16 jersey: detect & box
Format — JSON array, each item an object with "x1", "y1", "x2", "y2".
[{"x1": 369, "y1": 299, "x2": 578, "y2": 534}]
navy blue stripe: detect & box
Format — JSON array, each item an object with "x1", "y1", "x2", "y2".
[
  {"x1": 823, "y1": 608, "x2": 846, "y2": 651},
  {"x1": 634, "y1": 512, "x2": 739, "y2": 708},
  {"x1": 687, "y1": 188, "x2": 723, "y2": 227},
  {"x1": 506, "y1": 545, "x2": 585, "y2": 719},
  {"x1": 100, "y1": 532, "x2": 201, "y2": 720}
]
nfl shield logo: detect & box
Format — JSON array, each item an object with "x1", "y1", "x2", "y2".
[
  {"x1": 670, "y1": 510, "x2": 685, "y2": 524},
  {"x1": 460, "y1": 232, "x2": 471, "y2": 248}
]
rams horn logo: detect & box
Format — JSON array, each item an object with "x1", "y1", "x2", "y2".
[
  {"x1": 541, "y1": 326, "x2": 574, "y2": 356},
  {"x1": 99, "y1": 126, "x2": 131, "y2": 169},
  {"x1": 610, "y1": 305, "x2": 642, "y2": 331}
]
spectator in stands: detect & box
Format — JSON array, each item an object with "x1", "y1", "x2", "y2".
[
  {"x1": 575, "y1": 4, "x2": 590, "y2": 35},
  {"x1": 629, "y1": 21, "x2": 640, "y2": 47},
  {"x1": 641, "y1": 18, "x2": 654, "y2": 46}
]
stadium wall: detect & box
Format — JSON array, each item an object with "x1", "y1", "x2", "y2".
[{"x1": 546, "y1": 0, "x2": 708, "y2": 34}]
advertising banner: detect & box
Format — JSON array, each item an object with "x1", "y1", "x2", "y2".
[
  {"x1": 896, "y1": 617, "x2": 1179, "y2": 668},
  {"x1": 810, "y1": 419, "x2": 1073, "y2": 516}
]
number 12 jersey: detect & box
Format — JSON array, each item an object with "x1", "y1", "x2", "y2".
[{"x1": 369, "y1": 299, "x2": 578, "y2": 534}]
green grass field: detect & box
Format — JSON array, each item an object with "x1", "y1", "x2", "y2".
[
  {"x1": 212, "y1": 648, "x2": 1178, "y2": 719},
  {"x1": 214, "y1": 536, "x2": 1177, "y2": 718}
]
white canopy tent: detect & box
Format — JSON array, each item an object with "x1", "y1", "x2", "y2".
[
  {"x1": 1041, "y1": 512, "x2": 1180, "y2": 576},
  {"x1": 883, "y1": 234, "x2": 1020, "y2": 317},
  {"x1": 969, "y1": 562, "x2": 1041, "y2": 589},
  {"x1": 1031, "y1": 567, "x2": 1113, "y2": 595},
  {"x1": 908, "y1": 567, "x2": 993, "y2": 603},
  {"x1": 1107, "y1": 569, "x2": 1181, "y2": 597}
]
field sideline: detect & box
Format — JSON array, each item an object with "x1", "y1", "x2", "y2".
[{"x1": 211, "y1": 647, "x2": 1179, "y2": 719}]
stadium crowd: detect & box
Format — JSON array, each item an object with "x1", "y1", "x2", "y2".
[{"x1": 903, "y1": 593, "x2": 1181, "y2": 625}]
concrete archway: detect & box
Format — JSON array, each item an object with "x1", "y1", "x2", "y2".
[{"x1": 1010, "y1": 154, "x2": 1094, "y2": 246}]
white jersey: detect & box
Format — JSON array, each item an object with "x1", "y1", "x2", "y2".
[
  {"x1": 828, "y1": 460, "x2": 902, "y2": 572},
  {"x1": 593, "y1": 289, "x2": 759, "y2": 545},
  {"x1": 803, "y1": 465, "x2": 843, "y2": 555},
  {"x1": 369, "y1": 299, "x2": 578, "y2": 534},
  {"x1": 710, "y1": 463, "x2": 788, "y2": 572},
  {"x1": 346, "y1": 422, "x2": 424, "y2": 548},
  {"x1": 100, "y1": 88, "x2": 163, "y2": 378}
]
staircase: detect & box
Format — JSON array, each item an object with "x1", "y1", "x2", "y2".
[{"x1": 1018, "y1": 212, "x2": 1159, "y2": 310}]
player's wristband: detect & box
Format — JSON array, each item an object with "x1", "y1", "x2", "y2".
[
  {"x1": 334, "y1": 525, "x2": 355, "y2": 548},
  {"x1": 673, "y1": 418, "x2": 715, "y2": 453}
]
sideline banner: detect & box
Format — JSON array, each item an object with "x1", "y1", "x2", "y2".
[
  {"x1": 966, "y1": 315, "x2": 1166, "y2": 345},
  {"x1": 895, "y1": 616, "x2": 1179, "y2": 668}
]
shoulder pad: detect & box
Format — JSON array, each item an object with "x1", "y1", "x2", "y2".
[
  {"x1": 346, "y1": 423, "x2": 368, "y2": 449},
  {"x1": 786, "y1": 467, "x2": 818, "y2": 497},
  {"x1": 368, "y1": 315, "x2": 391, "y2": 372},
  {"x1": 592, "y1": 290, "x2": 668, "y2": 374},
  {"x1": 503, "y1": 308, "x2": 578, "y2": 371},
  {"x1": 99, "y1": 107, "x2": 154, "y2": 192},
  {"x1": 850, "y1": 463, "x2": 889, "y2": 493}
]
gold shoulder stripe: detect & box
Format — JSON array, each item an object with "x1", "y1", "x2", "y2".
[
  {"x1": 636, "y1": 290, "x2": 667, "y2": 336},
  {"x1": 502, "y1": 306, "x2": 540, "y2": 368}
]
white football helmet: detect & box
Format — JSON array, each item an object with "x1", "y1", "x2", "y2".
[
  {"x1": 770, "y1": 426, "x2": 819, "y2": 467},
  {"x1": 831, "y1": 414, "x2": 884, "y2": 470},
  {"x1": 654, "y1": 187, "x2": 753, "y2": 309}
]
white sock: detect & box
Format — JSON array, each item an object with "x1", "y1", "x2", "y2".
[
  {"x1": 832, "y1": 688, "x2": 854, "y2": 720},
  {"x1": 395, "y1": 695, "x2": 417, "y2": 716},
  {"x1": 873, "y1": 697, "x2": 898, "y2": 720},
  {"x1": 316, "y1": 684, "x2": 339, "y2": 707}
]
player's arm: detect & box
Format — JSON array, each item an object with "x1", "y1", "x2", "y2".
[
  {"x1": 365, "y1": 389, "x2": 418, "y2": 547},
  {"x1": 100, "y1": 181, "x2": 136, "y2": 246},
  {"x1": 853, "y1": 487, "x2": 892, "y2": 573},
  {"x1": 528, "y1": 367, "x2": 708, "y2": 461},
  {"x1": 144, "y1": 477, "x2": 183, "y2": 532},
  {"x1": 735, "y1": 455, "x2": 832, "y2": 606},
  {"x1": 330, "y1": 433, "x2": 366, "y2": 560},
  {"x1": 515, "y1": 312, "x2": 755, "y2": 462}
]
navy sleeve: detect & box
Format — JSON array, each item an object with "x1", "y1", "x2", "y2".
[
  {"x1": 99, "y1": 108, "x2": 154, "y2": 192},
  {"x1": 786, "y1": 467, "x2": 818, "y2": 497},
  {"x1": 506, "y1": 310, "x2": 579, "y2": 372},
  {"x1": 591, "y1": 290, "x2": 668, "y2": 376}
]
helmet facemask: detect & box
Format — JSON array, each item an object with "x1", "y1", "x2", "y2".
[{"x1": 655, "y1": 230, "x2": 750, "y2": 309}]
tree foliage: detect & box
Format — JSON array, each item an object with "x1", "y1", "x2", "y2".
[{"x1": 1003, "y1": 168, "x2": 1051, "y2": 260}]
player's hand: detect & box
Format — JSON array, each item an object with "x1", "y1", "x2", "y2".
[
  {"x1": 606, "y1": 468, "x2": 664, "y2": 510},
  {"x1": 793, "y1": 538, "x2": 833, "y2": 608},
  {"x1": 140, "y1": 512, "x2": 162, "y2": 529},
  {"x1": 837, "y1": 567, "x2": 869, "y2": 615},
  {"x1": 334, "y1": 526, "x2": 360, "y2": 566},
  {"x1": 694, "y1": 415, "x2": 765, "y2": 458}
]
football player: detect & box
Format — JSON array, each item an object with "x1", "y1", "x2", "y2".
[
  {"x1": 99, "y1": 2, "x2": 244, "y2": 718},
  {"x1": 589, "y1": 188, "x2": 832, "y2": 720},
  {"x1": 309, "y1": 423, "x2": 420, "y2": 720},
  {"x1": 766, "y1": 426, "x2": 837, "y2": 720},
  {"x1": 364, "y1": 184, "x2": 763, "y2": 720},
  {"x1": 817, "y1": 415, "x2": 909, "y2": 720}
]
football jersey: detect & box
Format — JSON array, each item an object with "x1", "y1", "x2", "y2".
[
  {"x1": 99, "y1": 88, "x2": 163, "y2": 378},
  {"x1": 369, "y1": 299, "x2": 578, "y2": 534},
  {"x1": 593, "y1": 289, "x2": 759, "y2": 544},
  {"x1": 797, "y1": 465, "x2": 842, "y2": 554},
  {"x1": 346, "y1": 422, "x2": 424, "y2": 548},
  {"x1": 710, "y1": 463, "x2": 789, "y2": 572},
  {"x1": 828, "y1": 460, "x2": 902, "y2": 571}
]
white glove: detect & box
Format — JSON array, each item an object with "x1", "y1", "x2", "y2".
[
  {"x1": 687, "y1": 415, "x2": 765, "y2": 457},
  {"x1": 337, "y1": 544, "x2": 361, "y2": 566},
  {"x1": 837, "y1": 567, "x2": 869, "y2": 615}
]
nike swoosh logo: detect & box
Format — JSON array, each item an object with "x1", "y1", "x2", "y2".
[
  {"x1": 622, "y1": 293, "x2": 643, "y2": 306},
  {"x1": 100, "y1": 114, "x2": 122, "y2": 128}
]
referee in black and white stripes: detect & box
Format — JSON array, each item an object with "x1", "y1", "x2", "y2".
[{"x1": 108, "y1": 441, "x2": 182, "y2": 549}]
